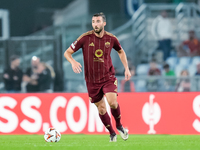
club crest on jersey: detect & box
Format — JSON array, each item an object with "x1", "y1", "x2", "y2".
[
  {"x1": 105, "y1": 42, "x2": 110, "y2": 48},
  {"x1": 71, "y1": 40, "x2": 77, "y2": 49}
]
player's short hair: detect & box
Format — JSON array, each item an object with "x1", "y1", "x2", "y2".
[{"x1": 93, "y1": 12, "x2": 106, "y2": 22}]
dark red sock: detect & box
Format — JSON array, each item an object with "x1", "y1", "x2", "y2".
[
  {"x1": 111, "y1": 104, "x2": 122, "y2": 127},
  {"x1": 99, "y1": 112, "x2": 115, "y2": 134}
]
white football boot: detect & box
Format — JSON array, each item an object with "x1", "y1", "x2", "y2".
[
  {"x1": 109, "y1": 133, "x2": 117, "y2": 142},
  {"x1": 117, "y1": 126, "x2": 129, "y2": 141}
]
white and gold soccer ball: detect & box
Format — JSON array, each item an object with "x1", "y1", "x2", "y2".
[{"x1": 44, "y1": 127, "x2": 61, "y2": 142}]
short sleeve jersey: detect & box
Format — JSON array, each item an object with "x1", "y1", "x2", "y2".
[{"x1": 70, "y1": 30, "x2": 122, "y2": 83}]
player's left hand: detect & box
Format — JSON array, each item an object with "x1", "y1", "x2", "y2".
[{"x1": 124, "y1": 69, "x2": 131, "y2": 81}]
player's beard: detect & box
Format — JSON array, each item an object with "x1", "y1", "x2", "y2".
[{"x1": 94, "y1": 26, "x2": 103, "y2": 34}]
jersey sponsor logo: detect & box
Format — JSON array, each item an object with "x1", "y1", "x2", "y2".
[
  {"x1": 94, "y1": 49, "x2": 104, "y2": 62},
  {"x1": 95, "y1": 49, "x2": 103, "y2": 58},
  {"x1": 71, "y1": 40, "x2": 77, "y2": 49},
  {"x1": 105, "y1": 42, "x2": 110, "y2": 48},
  {"x1": 94, "y1": 58, "x2": 104, "y2": 62},
  {"x1": 89, "y1": 42, "x2": 94, "y2": 46}
]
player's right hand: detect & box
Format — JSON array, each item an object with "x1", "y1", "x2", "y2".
[
  {"x1": 72, "y1": 61, "x2": 82, "y2": 73},
  {"x1": 124, "y1": 68, "x2": 131, "y2": 81}
]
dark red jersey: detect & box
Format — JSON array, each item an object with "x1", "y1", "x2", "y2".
[{"x1": 70, "y1": 30, "x2": 122, "y2": 83}]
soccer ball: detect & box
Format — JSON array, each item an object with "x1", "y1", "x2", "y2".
[{"x1": 44, "y1": 127, "x2": 61, "y2": 142}]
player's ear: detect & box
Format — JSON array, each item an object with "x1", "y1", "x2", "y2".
[{"x1": 104, "y1": 22, "x2": 106, "y2": 26}]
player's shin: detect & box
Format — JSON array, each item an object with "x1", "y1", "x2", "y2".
[
  {"x1": 111, "y1": 104, "x2": 122, "y2": 128},
  {"x1": 99, "y1": 112, "x2": 115, "y2": 135}
]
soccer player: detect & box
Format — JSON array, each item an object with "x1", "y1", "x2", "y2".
[{"x1": 64, "y1": 12, "x2": 131, "y2": 142}]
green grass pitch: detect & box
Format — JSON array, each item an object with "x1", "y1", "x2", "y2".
[{"x1": 0, "y1": 134, "x2": 200, "y2": 150}]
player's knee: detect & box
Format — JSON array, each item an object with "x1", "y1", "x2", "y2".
[
  {"x1": 109, "y1": 101, "x2": 118, "y2": 109},
  {"x1": 98, "y1": 106, "x2": 106, "y2": 115}
]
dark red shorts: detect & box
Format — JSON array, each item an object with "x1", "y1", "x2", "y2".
[{"x1": 86, "y1": 77, "x2": 118, "y2": 103}]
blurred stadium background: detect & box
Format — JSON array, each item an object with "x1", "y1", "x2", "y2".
[
  {"x1": 1, "y1": 0, "x2": 200, "y2": 93},
  {"x1": 2, "y1": 1, "x2": 200, "y2": 149}
]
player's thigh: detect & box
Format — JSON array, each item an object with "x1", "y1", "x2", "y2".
[
  {"x1": 103, "y1": 78, "x2": 118, "y2": 107},
  {"x1": 94, "y1": 97, "x2": 107, "y2": 115}
]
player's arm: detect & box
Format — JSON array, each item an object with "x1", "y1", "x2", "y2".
[
  {"x1": 64, "y1": 47, "x2": 82, "y2": 73},
  {"x1": 117, "y1": 49, "x2": 131, "y2": 80}
]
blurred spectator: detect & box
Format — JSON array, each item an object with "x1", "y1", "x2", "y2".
[
  {"x1": 3, "y1": 55, "x2": 23, "y2": 93},
  {"x1": 23, "y1": 56, "x2": 40, "y2": 92},
  {"x1": 45, "y1": 63, "x2": 55, "y2": 80},
  {"x1": 45, "y1": 63, "x2": 56, "y2": 90},
  {"x1": 148, "y1": 60, "x2": 161, "y2": 76},
  {"x1": 36, "y1": 62, "x2": 53, "y2": 92},
  {"x1": 120, "y1": 67, "x2": 135, "y2": 92},
  {"x1": 151, "y1": 10, "x2": 173, "y2": 61},
  {"x1": 195, "y1": 63, "x2": 200, "y2": 76},
  {"x1": 23, "y1": 56, "x2": 55, "y2": 92},
  {"x1": 163, "y1": 63, "x2": 176, "y2": 91},
  {"x1": 163, "y1": 63, "x2": 175, "y2": 76},
  {"x1": 177, "y1": 30, "x2": 200, "y2": 57},
  {"x1": 175, "y1": 70, "x2": 190, "y2": 92},
  {"x1": 194, "y1": 63, "x2": 200, "y2": 91},
  {"x1": 147, "y1": 60, "x2": 161, "y2": 91}
]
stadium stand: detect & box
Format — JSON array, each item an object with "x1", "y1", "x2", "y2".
[
  {"x1": 191, "y1": 56, "x2": 200, "y2": 65},
  {"x1": 178, "y1": 57, "x2": 191, "y2": 67},
  {"x1": 188, "y1": 65, "x2": 197, "y2": 77},
  {"x1": 135, "y1": 80, "x2": 147, "y2": 92},
  {"x1": 166, "y1": 57, "x2": 178, "y2": 70},
  {"x1": 1, "y1": 2, "x2": 200, "y2": 92},
  {"x1": 136, "y1": 64, "x2": 149, "y2": 76}
]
